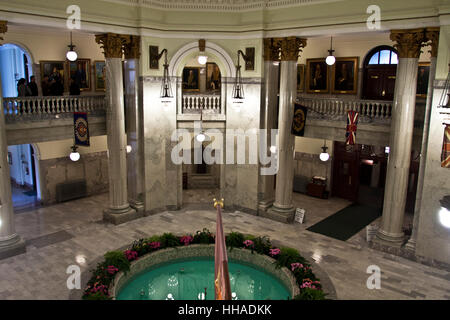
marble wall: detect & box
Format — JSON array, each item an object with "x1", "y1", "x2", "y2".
[
  {"x1": 38, "y1": 151, "x2": 108, "y2": 205},
  {"x1": 293, "y1": 152, "x2": 332, "y2": 192}
]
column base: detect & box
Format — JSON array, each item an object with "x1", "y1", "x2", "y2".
[
  {"x1": 260, "y1": 205, "x2": 295, "y2": 224},
  {"x1": 129, "y1": 200, "x2": 145, "y2": 213},
  {"x1": 257, "y1": 199, "x2": 274, "y2": 215},
  {"x1": 103, "y1": 206, "x2": 141, "y2": 225},
  {"x1": 374, "y1": 229, "x2": 405, "y2": 247},
  {"x1": 0, "y1": 234, "x2": 26, "y2": 260},
  {"x1": 404, "y1": 238, "x2": 416, "y2": 252}
]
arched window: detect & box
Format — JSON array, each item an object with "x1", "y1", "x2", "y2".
[{"x1": 362, "y1": 46, "x2": 398, "y2": 100}]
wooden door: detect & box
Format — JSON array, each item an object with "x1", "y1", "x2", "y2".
[
  {"x1": 363, "y1": 66, "x2": 397, "y2": 100},
  {"x1": 332, "y1": 142, "x2": 360, "y2": 202}
]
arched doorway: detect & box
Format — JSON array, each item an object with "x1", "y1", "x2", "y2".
[
  {"x1": 362, "y1": 45, "x2": 398, "y2": 100},
  {"x1": 7, "y1": 143, "x2": 42, "y2": 211},
  {"x1": 0, "y1": 43, "x2": 34, "y2": 97}
]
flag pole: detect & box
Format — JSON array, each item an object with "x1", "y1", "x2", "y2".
[{"x1": 213, "y1": 198, "x2": 232, "y2": 300}]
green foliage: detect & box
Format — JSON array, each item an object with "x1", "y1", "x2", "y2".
[
  {"x1": 82, "y1": 291, "x2": 112, "y2": 300},
  {"x1": 104, "y1": 250, "x2": 130, "y2": 273},
  {"x1": 130, "y1": 239, "x2": 150, "y2": 256},
  {"x1": 275, "y1": 247, "x2": 307, "y2": 269},
  {"x1": 294, "y1": 288, "x2": 327, "y2": 300},
  {"x1": 159, "y1": 233, "x2": 180, "y2": 248},
  {"x1": 251, "y1": 236, "x2": 272, "y2": 255},
  {"x1": 145, "y1": 235, "x2": 161, "y2": 243},
  {"x1": 226, "y1": 231, "x2": 245, "y2": 250},
  {"x1": 193, "y1": 228, "x2": 215, "y2": 244}
]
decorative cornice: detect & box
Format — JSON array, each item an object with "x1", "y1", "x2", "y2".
[
  {"x1": 100, "y1": 0, "x2": 341, "y2": 12},
  {"x1": 390, "y1": 28, "x2": 426, "y2": 59},
  {"x1": 275, "y1": 36, "x2": 307, "y2": 61},
  {"x1": 0, "y1": 20, "x2": 7, "y2": 44},
  {"x1": 425, "y1": 27, "x2": 440, "y2": 58},
  {"x1": 263, "y1": 38, "x2": 279, "y2": 61},
  {"x1": 95, "y1": 33, "x2": 128, "y2": 59},
  {"x1": 124, "y1": 35, "x2": 141, "y2": 59}
]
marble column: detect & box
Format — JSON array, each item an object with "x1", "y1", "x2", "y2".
[
  {"x1": 123, "y1": 35, "x2": 144, "y2": 213},
  {"x1": 375, "y1": 29, "x2": 426, "y2": 246},
  {"x1": 0, "y1": 20, "x2": 26, "y2": 260},
  {"x1": 258, "y1": 38, "x2": 280, "y2": 213},
  {"x1": 95, "y1": 33, "x2": 138, "y2": 225},
  {"x1": 266, "y1": 37, "x2": 307, "y2": 223},
  {"x1": 406, "y1": 27, "x2": 439, "y2": 252}
]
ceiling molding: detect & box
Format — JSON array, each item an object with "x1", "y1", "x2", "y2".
[{"x1": 100, "y1": 0, "x2": 342, "y2": 12}]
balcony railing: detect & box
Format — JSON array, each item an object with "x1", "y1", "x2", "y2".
[
  {"x1": 182, "y1": 94, "x2": 221, "y2": 113},
  {"x1": 3, "y1": 95, "x2": 106, "y2": 122},
  {"x1": 299, "y1": 97, "x2": 393, "y2": 123}
]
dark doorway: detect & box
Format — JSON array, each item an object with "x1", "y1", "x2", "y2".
[{"x1": 362, "y1": 46, "x2": 398, "y2": 101}]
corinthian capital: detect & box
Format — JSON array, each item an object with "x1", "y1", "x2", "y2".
[
  {"x1": 425, "y1": 27, "x2": 440, "y2": 58},
  {"x1": 124, "y1": 35, "x2": 141, "y2": 59},
  {"x1": 95, "y1": 33, "x2": 128, "y2": 59},
  {"x1": 390, "y1": 29, "x2": 426, "y2": 59},
  {"x1": 274, "y1": 37, "x2": 307, "y2": 61},
  {"x1": 263, "y1": 38, "x2": 280, "y2": 61}
]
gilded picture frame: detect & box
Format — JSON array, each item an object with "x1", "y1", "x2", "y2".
[
  {"x1": 331, "y1": 57, "x2": 359, "y2": 95},
  {"x1": 94, "y1": 60, "x2": 106, "y2": 92},
  {"x1": 182, "y1": 67, "x2": 200, "y2": 91},
  {"x1": 40, "y1": 60, "x2": 65, "y2": 96},
  {"x1": 68, "y1": 58, "x2": 91, "y2": 91},
  {"x1": 306, "y1": 58, "x2": 329, "y2": 93}
]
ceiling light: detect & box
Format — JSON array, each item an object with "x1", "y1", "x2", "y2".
[
  {"x1": 319, "y1": 140, "x2": 330, "y2": 161},
  {"x1": 198, "y1": 55, "x2": 208, "y2": 65},
  {"x1": 270, "y1": 145, "x2": 277, "y2": 153},
  {"x1": 326, "y1": 37, "x2": 335, "y2": 66},
  {"x1": 196, "y1": 132, "x2": 206, "y2": 142},
  {"x1": 439, "y1": 207, "x2": 450, "y2": 228},
  {"x1": 66, "y1": 32, "x2": 78, "y2": 62},
  {"x1": 69, "y1": 145, "x2": 80, "y2": 162},
  {"x1": 126, "y1": 145, "x2": 132, "y2": 153}
]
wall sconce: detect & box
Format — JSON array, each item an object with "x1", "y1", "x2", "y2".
[
  {"x1": 438, "y1": 64, "x2": 450, "y2": 108},
  {"x1": 325, "y1": 37, "x2": 336, "y2": 66},
  {"x1": 155, "y1": 48, "x2": 173, "y2": 100},
  {"x1": 126, "y1": 145, "x2": 132, "y2": 153},
  {"x1": 66, "y1": 31, "x2": 78, "y2": 62},
  {"x1": 69, "y1": 145, "x2": 80, "y2": 162},
  {"x1": 232, "y1": 50, "x2": 251, "y2": 102},
  {"x1": 319, "y1": 140, "x2": 330, "y2": 161}
]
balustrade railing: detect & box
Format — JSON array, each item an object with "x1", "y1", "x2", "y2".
[
  {"x1": 182, "y1": 94, "x2": 221, "y2": 113},
  {"x1": 3, "y1": 95, "x2": 106, "y2": 121},
  {"x1": 299, "y1": 97, "x2": 393, "y2": 122}
]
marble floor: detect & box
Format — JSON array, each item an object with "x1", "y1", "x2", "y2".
[{"x1": 0, "y1": 191, "x2": 449, "y2": 300}]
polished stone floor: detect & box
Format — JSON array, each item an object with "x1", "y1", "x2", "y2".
[{"x1": 0, "y1": 191, "x2": 449, "y2": 300}]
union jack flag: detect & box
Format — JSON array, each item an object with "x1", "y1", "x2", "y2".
[
  {"x1": 441, "y1": 124, "x2": 450, "y2": 168},
  {"x1": 346, "y1": 110, "x2": 359, "y2": 145}
]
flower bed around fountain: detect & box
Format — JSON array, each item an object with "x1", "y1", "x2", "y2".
[{"x1": 82, "y1": 229, "x2": 327, "y2": 300}]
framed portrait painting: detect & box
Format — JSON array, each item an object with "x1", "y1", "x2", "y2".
[
  {"x1": 306, "y1": 58, "x2": 329, "y2": 93},
  {"x1": 182, "y1": 67, "x2": 200, "y2": 91},
  {"x1": 68, "y1": 58, "x2": 91, "y2": 91},
  {"x1": 417, "y1": 62, "x2": 430, "y2": 97},
  {"x1": 297, "y1": 64, "x2": 305, "y2": 93},
  {"x1": 331, "y1": 57, "x2": 359, "y2": 94},
  {"x1": 94, "y1": 60, "x2": 106, "y2": 91},
  {"x1": 40, "y1": 61, "x2": 65, "y2": 96},
  {"x1": 149, "y1": 45, "x2": 159, "y2": 70}
]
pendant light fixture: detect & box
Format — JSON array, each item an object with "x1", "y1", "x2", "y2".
[
  {"x1": 197, "y1": 39, "x2": 208, "y2": 65},
  {"x1": 66, "y1": 32, "x2": 78, "y2": 62},
  {"x1": 196, "y1": 112, "x2": 206, "y2": 143},
  {"x1": 232, "y1": 50, "x2": 250, "y2": 103},
  {"x1": 325, "y1": 37, "x2": 336, "y2": 66},
  {"x1": 319, "y1": 140, "x2": 330, "y2": 162},
  {"x1": 69, "y1": 144, "x2": 80, "y2": 162}
]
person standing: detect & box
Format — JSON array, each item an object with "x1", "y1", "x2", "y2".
[
  {"x1": 27, "y1": 75, "x2": 38, "y2": 96},
  {"x1": 17, "y1": 78, "x2": 30, "y2": 97}
]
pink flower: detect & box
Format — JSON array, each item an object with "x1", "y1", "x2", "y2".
[
  {"x1": 291, "y1": 262, "x2": 304, "y2": 271},
  {"x1": 180, "y1": 235, "x2": 193, "y2": 246},
  {"x1": 269, "y1": 248, "x2": 281, "y2": 257},
  {"x1": 148, "y1": 241, "x2": 161, "y2": 249},
  {"x1": 124, "y1": 250, "x2": 139, "y2": 261},
  {"x1": 243, "y1": 240, "x2": 254, "y2": 248},
  {"x1": 106, "y1": 265, "x2": 119, "y2": 275}
]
